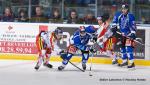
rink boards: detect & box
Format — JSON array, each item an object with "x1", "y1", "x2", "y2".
[
  {"x1": 0, "y1": 22, "x2": 150, "y2": 66},
  {"x1": 0, "y1": 53, "x2": 150, "y2": 66}
]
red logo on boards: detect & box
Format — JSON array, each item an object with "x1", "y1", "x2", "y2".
[{"x1": 8, "y1": 26, "x2": 13, "y2": 30}]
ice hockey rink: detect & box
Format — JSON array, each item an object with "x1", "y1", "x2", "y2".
[{"x1": 0, "y1": 60, "x2": 150, "y2": 85}]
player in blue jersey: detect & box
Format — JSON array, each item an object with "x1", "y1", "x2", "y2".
[
  {"x1": 58, "y1": 25, "x2": 97, "y2": 71},
  {"x1": 112, "y1": 4, "x2": 137, "y2": 68}
]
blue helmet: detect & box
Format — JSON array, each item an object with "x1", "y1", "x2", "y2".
[
  {"x1": 79, "y1": 26, "x2": 86, "y2": 37},
  {"x1": 79, "y1": 26, "x2": 86, "y2": 32},
  {"x1": 122, "y1": 4, "x2": 129, "y2": 9}
]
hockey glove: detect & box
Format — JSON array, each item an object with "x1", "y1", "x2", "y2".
[
  {"x1": 127, "y1": 33, "x2": 136, "y2": 40},
  {"x1": 89, "y1": 46, "x2": 97, "y2": 53},
  {"x1": 90, "y1": 33, "x2": 97, "y2": 42},
  {"x1": 111, "y1": 25, "x2": 118, "y2": 34},
  {"x1": 92, "y1": 36, "x2": 97, "y2": 42}
]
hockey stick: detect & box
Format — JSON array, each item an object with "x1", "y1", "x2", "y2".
[
  {"x1": 72, "y1": 60, "x2": 82, "y2": 66},
  {"x1": 89, "y1": 51, "x2": 94, "y2": 76},
  {"x1": 68, "y1": 61, "x2": 85, "y2": 72},
  {"x1": 60, "y1": 51, "x2": 85, "y2": 72},
  {"x1": 74, "y1": 50, "x2": 82, "y2": 65},
  {"x1": 89, "y1": 45, "x2": 96, "y2": 76},
  {"x1": 116, "y1": 31, "x2": 150, "y2": 47}
]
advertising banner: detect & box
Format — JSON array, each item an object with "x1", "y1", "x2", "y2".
[
  {"x1": 0, "y1": 23, "x2": 146, "y2": 59},
  {"x1": 0, "y1": 23, "x2": 38, "y2": 54}
]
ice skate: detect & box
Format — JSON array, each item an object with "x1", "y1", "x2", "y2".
[
  {"x1": 128, "y1": 63, "x2": 135, "y2": 69},
  {"x1": 118, "y1": 62, "x2": 128, "y2": 67},
  {"x1": 34, "y1": 64, "x2": 40, "y2": 70},
  {"x1": 82, "y1": 63, "x2": 86, "y2": 70},
  {"x1": 112, "y1": 59, "x2": 118, "y2": 65},
  {"x1": 43, "y1": 63, "x2": 53, "y2": 68},
  {"x1": 58, "y1": 65, "x2": 65, "y2": 71}
]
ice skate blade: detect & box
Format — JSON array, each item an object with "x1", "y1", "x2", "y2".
[{"x1": 128, "y1": 67, "x2": 136, "y2": 70}]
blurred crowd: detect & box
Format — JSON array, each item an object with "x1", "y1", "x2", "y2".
[
  {"x1": 0, "y1": 6, "x2": 98, "y2": 24},
  {"x1": 0, "y1": 6, "x2": 149, "y2": 24}
]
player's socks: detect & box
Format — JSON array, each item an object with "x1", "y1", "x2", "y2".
[{"x1": 34, "y1": 56, "x2": 42, "y2": 70}]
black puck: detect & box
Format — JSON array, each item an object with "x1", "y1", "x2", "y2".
[{"x1": 89, "y1": 74, "x2": 93, "y2": 76}]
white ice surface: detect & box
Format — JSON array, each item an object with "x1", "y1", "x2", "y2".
[{"x1": 0, "y1": 60, "x2": 150, "y2": 85}]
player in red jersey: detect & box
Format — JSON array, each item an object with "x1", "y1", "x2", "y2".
[
  {"x1": 35, "y1": 28, "x2": 63, "y2": 70},
  {"x1": 96, "y1": 14, "x2": 118, "y2": 65}
]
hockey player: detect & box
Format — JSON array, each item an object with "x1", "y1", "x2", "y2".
[
  {"x1": 35, "y1": 28, "x2": 63, "y2": 70},
  {"x1": 96, "y1": 13, "x2": 118, "y2": 65},
  {"x1": 58, "y1": 26, "x2": 97, "y2": 71},
  {"x1": 112, "y1": 4, "x2": 137, "y2": 68}
]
